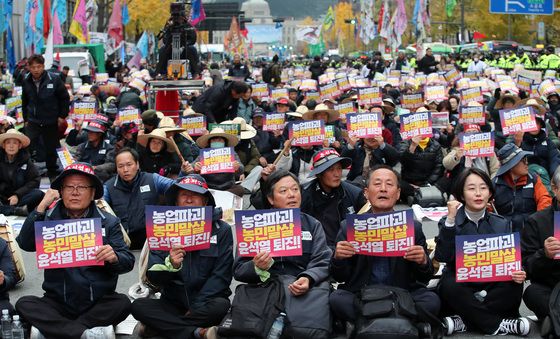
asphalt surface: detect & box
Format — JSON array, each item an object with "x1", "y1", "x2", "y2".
[{"x1": 5, "y1": 176, "x2": 542, "y2": 338}]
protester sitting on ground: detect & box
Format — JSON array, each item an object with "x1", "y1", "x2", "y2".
[
  {"x1": 330, "y1": 165, "x2": 439, "y2": 332},
  {"x1": 234, "y1": 170, "x2": 332, "y2": 338},
  {"x1": 0, "y1": 129, "x2": 44, "y2": 216},
  {"x1": 114, "y1": 122, "x2": 139, "y2": 153},
  {"x1": 521, "y1": 167, "x2": 560, "y2": 332},
  {"x1": 194, "y1": 127, "x2": 245, "y2": 196},
  {"x1": 441, "y1": 124, "x2": 499, "y2": 195},
  {"x1": 0, "y1": 236, "x2": 16, "y2": 314},
  {"x1": 159, "y1": 115, "x2": 200, "y2": 164},
  {"x1": 16, "y1": 163, "x2": 134, "y2": 339},
  {"x1": 342, "y1": 131, "x2": 400, "y2": 187},
  {"x1": 435, "y1": 168, "x2": 529, "y2": 336},
  {"x1": 131, "y1": 175, "x2": 233, "y2": 339},
  {"x1": 251, "y1": 108, "x2": 283, "y2": 165},
  {"x1": 397, "y1": 134, "x2": 444, "y2": 204},
  {"x1": 301, "y1": 148, "x2": 366, "y2": 248},
  {"x1": 140, "y1": 110, "x2": 164, "y2": 134},
  {"x1": 104, "y1": 148, "x2": 177, "y2": 250},
  {"x1": 493, "y1": 143, "x2": 551, "y2": 233},
  {"x1": 302, "y1": 103, "x2": 343, "y2": 151},
  {"x1": 74, "y1": 119, "x2": 116, "y2": 182},
  {"x1": 137, "y1": 128, "x2": 182, "y2": 178},
  {"x1": 487, "y1": 90, "x2": 520, "y2": 149}
]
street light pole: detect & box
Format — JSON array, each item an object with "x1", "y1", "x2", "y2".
[{"x1": 460, "y1": 0, "x2": 465, "y2": 43}]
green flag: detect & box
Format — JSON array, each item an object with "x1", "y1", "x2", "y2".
[
  {"x1": 446, "y1": 0, "x2": 457, "y2": 17},
  {"x1": 322, "y1": 6, "x2": 335, "y2": 32}
]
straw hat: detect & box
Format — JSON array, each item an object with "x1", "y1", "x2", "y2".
[
  {"x1": 466, "y1": 101, "x2": 483, "y2": 107},
  {"x1": 287, "y1": 106, "x2": 308, "y2": 119},
  {"x1": 0, "y1": 129, "x2": 30, "y2": 148},
  {"x1": 196, "y1": 127, "x2": 239, "y2": 148},
  {"x1": 303, "y1": 103, "x2": 340, "y2": 122},
  {"x1": 183, "y1": 108, "x2": 204, "y2": 117},
  {"x1": 223, "y1": 117, "x2": 257, "y2": 140},
  {"x1": 517, "y1": 98, "x2": 546, "y2": 116},
  {"x1": 137, "y1": 128, "x2": 175, "y2": 152},
  {"x1": 159, "y1": 116, "x2": 186, "y2": 133}
]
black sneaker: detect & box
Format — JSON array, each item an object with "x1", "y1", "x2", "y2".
[
  {"x1": 444, "y1": 315, "x2": 466, "y2": 335},
  {"x1": 494, "y1": 317, "x2": 530, "y2": 336}
]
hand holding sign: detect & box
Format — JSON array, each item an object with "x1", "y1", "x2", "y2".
[
  {"x1": 544, "y1": 237, "x2": 560, "y2": 259},
  {"x1": 96, "y1": 245, "x2": 118, "y2": 264},
  {"x1": 170, "y1": 244, "x2": 186, "y2": 269},
  {"x1": 403, "y1": 245, "x2": 427, "y2": 265},
  {"x1": 334, "y1": 241, "x2": 356, "y2": 260},
  {"x1": 253, "y1": 251, "x2": 273, "y2": 270}
]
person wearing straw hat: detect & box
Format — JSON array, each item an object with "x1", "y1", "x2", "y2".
[
  {"x1": 16, "y1": 162, "x2": 134, "y2": 339},
  {"x1": 159, "y1": 115, "x2": 200, "y2": 164},
  {"x1": 493, "y1": 143, "x2": 552, "y2": 233},
  {"x1": 194, "y1": 127, "x2": 244, "y2": 196},
  {"x1": 74, "y1": 120, "x2": 117, "y2": 183},
  {"x1": 506, "y1": 99, "x2": 560, "y2": 177},
  {"x1": 303, "y1": 103, "x2": 343, "y2": 150},
  {"x1": 301, "y1": 148, "x2": 366, "y2": 247},
  {"x1": 137, "y1": 128, "x2": 182, "y2": 178},
  {"x1": 131, "y1": 174, "x2": 233, "y2": 339},
  {"x1": 0, "y1": 129, "x2": 44, "y2": 216}
]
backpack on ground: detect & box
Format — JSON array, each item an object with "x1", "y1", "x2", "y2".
[
  {"x1": 219, "y1": 278, "x2": 286, "y2": 339},
  {"x1": 355, "y1": 285, "x2": 422, "y2": 339}
]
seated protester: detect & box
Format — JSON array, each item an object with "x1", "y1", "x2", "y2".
[
  {"x1": 193, "y1": 128, "x2": 245, "y2": 197},
  {"x1": 140, "y1": 110, "x2": 163, "y2": 134},
  {"x1": 0, "y1": 237, "x2": 17, "y2": 314},
  {"x1": 509, "y1": 99, "x2": 560, "y2": 176},
  {"x1": 251, "y1": 108, "x2": 282, "y2": 165},
  {"x1": 104, "y1": 147, "x2": 176, "y2": 250},
  {"x1": 74, "y1": 120, "x2": 116, "y2": 182},
  {"x1": 428, "y1": 105, "x2": 455, "y2": 150},
  {"x1": 435, "y1": 168, "x2": 529, "y2": 336},
  {"x1": 236, "y1": 86, "x2": 256, "y2": 124},
  {"x1": 0, "y1": 129, "x2": 44, "y2": 216},
  {"x1": 16, "y1": 163, "x2": 134, "y2": 339},
  {"x1": 397, "y1": 135, "x2": 444, "y2": 205},
  {"x1": 487, "y1": 90, "x2": 520, "y2": 149},
  {"x1": 302, "y1": 104, "x2": 344, "y2": 151},
  {"x1": 159, "y1": 115, "x2": 200, "y2": 164},
  {"x1": 281, "y1": 105, "x2": 308, "y2": 141},
  {"x1": 116, "y1": 86, "x2": 144, "y2": 111},
  {"x1": 285, "y1": 143, "x2": 321, "y2": 186},
  {"x1": 114, "y1": 122, "x2": 138, "y2": 153},
  {"x1": 441, "y1": 124, "x2": 499, "y2": 195},
  {"x1": 234, "y1": 170, "x2": 332, "y2": 338},
  {"x1": 65, "y1": 117, "x2": 88, "y2": 147},
  {"x1": 378, "y1": 99, "x2": 402, "y2": 147},
  {"x1": 522, "y1": 168, "x2": 560, "y2": 329},
  {"x1": 342, "y1": 133, "x2": 400, "y2": 187},
  {"x1": 330, "y1": 165, "x2": 439, "y2": 325},
  {"x1": 137, "y1": 128, "x2": 181, "y2": 178},
  {"x1": 301, "y1": 149, "x2": 367, "y2": 248},
  {"x1": 131, "y1": 175, "x2": 233, "y2": 339},
  {"x1": 493, "y1": 144, "x2": 551, "y2": 233}
]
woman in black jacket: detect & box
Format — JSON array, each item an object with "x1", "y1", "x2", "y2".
[
  {"x1": 0, "y1": 129, "x2": 44, "y2": 215},
  {"x1": 435, "y1": 168, "x2": 529, "y2": 336},
  {"x1": 136, "y1": 128, "x2": 181, "y2": 177}
]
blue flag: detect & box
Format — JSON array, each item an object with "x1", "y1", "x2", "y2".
[
  {"x1": 24, "y1": 0, "x2": 34, "y2": 48},
  {"x1": 121, "y1": 43, "x2": 126, "y2": 63},
  {"x1": 6, "y1": 24, "x2": 15, "y2": 74},
  {"x1": 136, "y1": 31, "x2": 148, "y2": 58},
  {"x1": 35, "y1": 0, "x2": 44, "y2": 51},
  {"x1": 122, "y1": 1, "x2": 129, "y2": 25},
  {"x1": 54, "y1": 0, "x2": 67, "y2": 24}
]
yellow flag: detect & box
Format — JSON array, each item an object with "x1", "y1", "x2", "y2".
[{"x1": 69, "y1": 0, "x2": 89, "y2": 43}]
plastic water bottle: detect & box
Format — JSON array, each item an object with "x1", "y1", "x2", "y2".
[
  {"x1": 10, "y1": 315, "x2": 23, "y2": 339},
  {"x1": 267, "y1": 312, "x2": 286, "y2": 339},
  {"x1": 1, "y1": 309, "x2": 11, "y2": 339},
  {"x1": 474, "y1": 290, "x2": 487, "y2": 303}
]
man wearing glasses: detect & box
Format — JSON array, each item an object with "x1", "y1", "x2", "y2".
[
  {"x1": 492, "y1": 144, "x2": 551, "y2": 233},
  {"x1": 16, "y1": 162, "x2": 134, "y2": 339}
]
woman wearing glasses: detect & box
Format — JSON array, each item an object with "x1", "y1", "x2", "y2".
[{"x1": 492, "y1": 143, "x2": 551, "y2": 233}]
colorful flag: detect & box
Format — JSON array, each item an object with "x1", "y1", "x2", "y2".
[
  {"x1": 24, "y1": 0, "x2": 35, "y2": 49},
  {"x1": 35, "y1": 0, "x2": 45, "y2": 51},
  {"x1": 69, "y1": 0, "x2": 89, "y2": 43},
  {"x1": 6, "y1": 24, "x2": 15, "y2": 74},
  {"x1": 85, "y1": 0, "x2": 97, "y2": 27},
  {"x1": 394, "y1": 0, "x2": 408, "y2": 42},
  {"x1": 379, "y1": 0, "x2": 391, "y2": 40},
  {"x1": 224, "y1": 16, "x2": 244, "y2": 54},
  {"x1": 52, "y1": 10, "x2": 64, "y2": 44},
  {"x1": 136, "y1": 31, "x2": 149, "y2": 57},
  {"x1": 54, "y1": 0, "x2": 67, "y2": 24},
  {"x1": 44, "y1": 21, "x2": 54, "y2": 68},
  {"x1": 190, "y1": 0, "x2": 205, "y2": 26},
  {"x1": 43, "y1": 0, "x2": 52, "y2": 40},
  {"x1": 322, "y1": 6, "x2": 334, "y2": 32},
  {"x1": 122, "y1": 0, "x2": 129, "y2": 25},
  {"x1": 446, "y1": 0, "x2": 457, "y2": 17},
  {"x1": 107, "y1": 0, "x2": 123, "y2": 45}
]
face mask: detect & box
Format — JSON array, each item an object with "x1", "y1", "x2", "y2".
[{"x1": 210, "y1": 141, "x2": 225, "y2": 148}]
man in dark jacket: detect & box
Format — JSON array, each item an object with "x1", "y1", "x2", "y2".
[
  {"x1": 75, "y1": 120, "x2": 116, "y2": 183},
  {"x1": 301, "y1": 148, "x2": 367, "y2": 247},
  {"x1": 116, "y1": 87, "x2": 144, "y2": 111},
  {"x1": 522, "y1": 168, "x2": 560, "y2": 326},
  {"x1": 251, "y1": 108, "x2": 282, "y2": 164},
  {"x1": 22, "y1": 54, "x2": 70, "y2": 180},
  {"x1": 16, "y1": 163, "x2": 134, "y2": 339},
  {"x1": 192, "y1": 80, "x2": 250, "y2": 123},
  {"x1": 104, "y1": 147, "x2": 175, "y2": 249},
  {"x1": 131, "y1": 174, "x2": 233, "y2": 339},
  {"x1": 398, "y1": 136, "x2": 444, "y2": 204},
  {"x1": 330, "y1": 165, "x2": 439, "y2": 323},
  {"x1": 309, "y1": 56, "x2": 325, "y2": 81},
  {"x1": 417, "y1": 48, "x2": 439, "y2": 74},
  {"x1": 228, "y1": 54, "x2": 250, "y2": 80},
  {"x1": 342, "y1": 134, "x2": 400, "y2": 186}
]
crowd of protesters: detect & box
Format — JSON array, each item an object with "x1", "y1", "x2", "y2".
[{"x1": 0, "y1": 46, "x2": 558, "y2": 338}]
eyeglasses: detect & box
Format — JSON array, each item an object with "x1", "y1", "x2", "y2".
[
  {"x1": 62, "y1": 185, "x2": 93, "y2": 194},
  {"x1": 521, "y1": 157, "x2": 529, "y2": 164}
]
